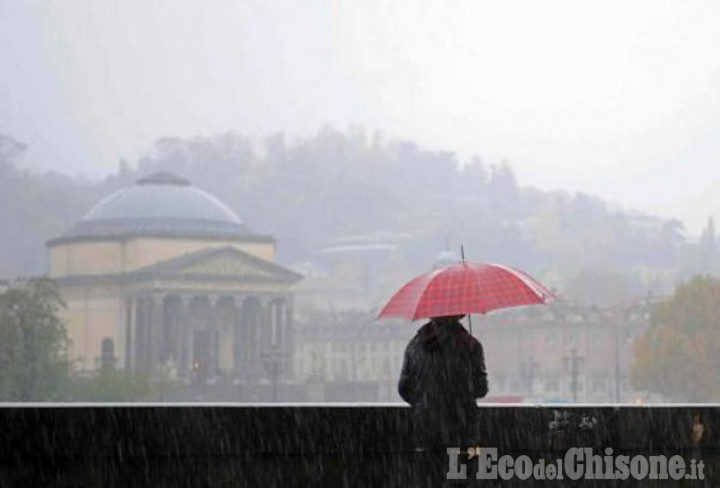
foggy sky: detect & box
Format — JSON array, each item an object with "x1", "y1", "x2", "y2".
[{"x1": 1, "y1": 0, "x2": 719, "y2": 234}]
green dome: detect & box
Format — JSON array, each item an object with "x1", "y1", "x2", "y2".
[
  {"x1": 49, "y1": 173, "x2": 272, "y2": 245},
  {"x1": 82, "y1": 172, "x2": 242, "y2": 223}
]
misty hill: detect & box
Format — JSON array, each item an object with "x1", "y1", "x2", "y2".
[{"x1": 0, "y1": 129, "x2": 716, "y2": 305}]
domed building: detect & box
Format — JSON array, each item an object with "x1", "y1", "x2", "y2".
[{"x1": 47, "y1": 172, "x2": 302, "y2": 382}]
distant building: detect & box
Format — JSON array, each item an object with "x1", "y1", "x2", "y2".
[
  {"x1": 293, "y1": 300, "x2": 650, "y2": 403},
  {"x1": 480, "y1": 300, "x2": 651, "y2": 403},
  {"x1": 47, "y1": 173, "x2": 302, "y2": 382},
  {"x1": 293, "y1": 311, "x2": 413, "y2": 402},
  {"x1": 294, "y1": 231, "x2": 412, "y2": 312}
]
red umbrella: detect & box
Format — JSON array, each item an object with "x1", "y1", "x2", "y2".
[{"x1": 377, "y1": 261, "x2": 556, "y2": 322}]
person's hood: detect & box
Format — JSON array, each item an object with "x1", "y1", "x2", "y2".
[{"x1": 417, "y1": 319, "x2": 462, "y2": 351}]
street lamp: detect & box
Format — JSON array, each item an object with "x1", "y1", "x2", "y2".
[
  {"x1": 262, "y1": 346, "x2": 288, "y2": 402},
  {"x1": 563, "y1": 348, "x2": 584, "y2": 403},
  {"x1": 519, "y1": 356, "x2": 540, "y2": 396}
]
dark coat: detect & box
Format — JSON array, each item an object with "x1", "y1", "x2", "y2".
[{"x1": 398, "y1": 318, "x2": 488, "y2": 449}]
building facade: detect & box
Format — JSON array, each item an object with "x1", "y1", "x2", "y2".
[
  {"x1": 478, "y1": 300, "x2": 651, "y2": 403},
  {"x1": 47, "y1": 172, "x2": 302, "y2": 382},
  {"x1": 293, "y1": 300, "x2": 651, "y2": 403}
]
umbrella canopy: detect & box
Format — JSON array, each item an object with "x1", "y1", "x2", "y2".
[{"x1": 378, "y1": 262, "x2": 556, "y2": 321}]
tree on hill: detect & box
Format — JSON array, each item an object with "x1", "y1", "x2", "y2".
[
  {"x1": 631, "y1": 275, "x2": 720, "y2": 401},
  {"x1": 0, "y1": 134, "x2": 101, "y2": 277},
  {"x1": 0, "y1": 129, "x2": 692, "y2": 298}
]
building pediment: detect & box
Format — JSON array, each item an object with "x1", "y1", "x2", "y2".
[
  {"x1": 54, "y1": 246, "x2": 303, "y2": 287},
  {"x1": 136, "y1": 246, "x2": 303, "y2": 284}
]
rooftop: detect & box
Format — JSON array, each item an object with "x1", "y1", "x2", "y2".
[{"x1": 48, "y1": 172, "x2": 272, "y2": 245}]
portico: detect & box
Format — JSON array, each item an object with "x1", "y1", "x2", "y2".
[
  {"x1": 127, "y1": 292, "x2": 293, "y2": 381},
  {"x1": 122, "y1": 249, "x2": 298, "y2": 380}
]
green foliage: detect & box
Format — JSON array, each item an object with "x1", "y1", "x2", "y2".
[
  {"x1": 0, "y1": 279, "x2": 161, "y2": 402},
  {"x1": 0, "y1": 278, "x2": 69, "y2": 401},
  {"x1": 63, "y1": 369, "x2": 157, "y2": 402},
  {"x1": 0, "y1": 135, "x2": 103, "y2": 276},
  {"x1": 678, "y1": 218, "x2": 719, "y2": 280},
  {"x1": 631, "y1": 276, "x2": 720, "y2": 401}
]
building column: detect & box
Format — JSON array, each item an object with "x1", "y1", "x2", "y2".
[
  {"x1": 149, "y1": 295, "x2": 164, "y2": 374},
  {"x1": 133, "y1": 297, "x2": 151, "y2": 371},
  {"x1": 178, "y1": 295, "x2": 191, "y2": 377},
  {"x1": 124, "y1": 296, "x2": 135, "y2": 370},
  {"x1": 284, "y1": 296, "x2": 294, "y2": 380},
  {"x1": 215, "y1": 296, "x2": 236, "y2": 376},
  {"x1": 260, "y1": 297, "x2": 291, "y2": 383},
  {"x1": 248, "y1": 298, "x2": 262, "y2": 381},
  {"x1": 236, "y1": 296, "x2": 263, "y2": 381},
  {"x1": 207, "y1": 295, "x2": 221, "y2": 379},
  {"x1": 232, "y1": 296, "x2": 245, "y2": 378}
]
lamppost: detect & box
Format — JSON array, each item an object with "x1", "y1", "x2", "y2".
[
  {"x1": 262, "y1": 346, "x2": 288, "y2": 402},
  {"x1": 614, "y1": 320, "x2": 632, "y2": 403},
  {"x1": 563, "y1": 348, "x2": 584, "y2": 403},
  {"x1": 519, "y1": 356, "x2": 540, "y2": 397}
]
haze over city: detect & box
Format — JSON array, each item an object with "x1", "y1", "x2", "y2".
[
  {"x1": 2, "y1": 0, "x2": 720, "y2": 234},
  {"x1": 6, "y1": 9, "x2": 720, "y2": 483}
]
